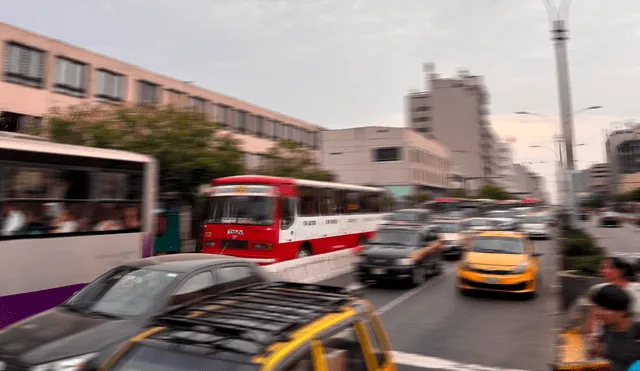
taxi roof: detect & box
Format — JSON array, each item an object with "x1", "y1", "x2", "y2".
[
  {"x1": 131, "y1": 282, "x2": 368, "y2": 366},
  {"x1": 476, "y1": 230, "x2": 525, "y2": 239}
]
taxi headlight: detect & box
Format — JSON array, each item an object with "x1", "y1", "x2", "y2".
[
  {"x1": 31, "y1": 353, "x2": 98, "y2": 371},
  {"x1": 396, "y1": 258, "x2": 414, "y2": 266},
  {"x1": 511, "y1": 262, "x2": 530, "y2": 274}
]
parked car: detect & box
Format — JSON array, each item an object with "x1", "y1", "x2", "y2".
[
  {"x1": 599, "y1": 211, "x2": 621, "y2": 227},
  {"x1": 0, "y1": 254, "x2": 269, "y2": 371}
]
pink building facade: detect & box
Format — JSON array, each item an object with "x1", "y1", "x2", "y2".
[{"x1": 0, "y1": 22, "x2": 323, "y2": 168}]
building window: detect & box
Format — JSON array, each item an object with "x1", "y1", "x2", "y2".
[
  {"x1": 189, "y1": 96, "x2": 207, "y2": 113},
  {"x1": 413, "y1": 106, "x2": 431, "y2": 112},
  {"x1": 54, "y1": 57, "x2": 86, "y2": 97},
  {"x1": 312, "y1": 131, "x2": 320, "y2": 150},
  {"x1": 137, "y1": 80, "x2": 159, "y2": 104},
  {"x1": 273, "y1": 121, "x2": 283, "y2": 140},
  {"x1": 4, "y1": 42, "x2": 45, "y2": 88},
  {"x1": 165, "y1": 89, "x2": 183, "y2": 106},
  {"x1": 96, "y1": 69, "x2": 124, "y2": 102},
  {"x1": 412, "y1": 117, "x2": 430, "y2": 123},
  {"x1": 255, "y1": 116, "x2": 264, "y2": 137},
  {"x1": 416, "y1": 127, "x2": 431, "y2": 133},
  {"x1": 237, "y1": 111, "x2": 246, "y2": 132},
  {"x1": 373, "y1": 147, "x2": 402, "y2": 162}
]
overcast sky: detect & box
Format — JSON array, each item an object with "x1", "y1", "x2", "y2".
[{"x1": 3, "y1": 0, "x2": 639, "y2": 202}]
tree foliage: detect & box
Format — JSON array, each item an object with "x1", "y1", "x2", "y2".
[
  {"x1": 411, "y1": 192, "x2": 432, "y2": 204},
  {"x1": 45, "y1": 104, "x2": 244, "y2": 203},
  {"x1": 475, "y1": 185, "x2": 511, "y2": 200},
  {"x1": 258, "y1": 140, "x2": 336, "y2": 181},
  {"x1": 615, "y1": 188, "x2": 640, "y2": 202}
]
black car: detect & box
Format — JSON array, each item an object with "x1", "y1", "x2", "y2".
[
  {"x1": 0, "y1": 254, "x2": 269, "y2": 371},
  {"x1": 599, "y1": 212, "x2": 620, "y2": 227},
  {"x1": 355, "y1": 225, "x2": 442, "y2": 287}
]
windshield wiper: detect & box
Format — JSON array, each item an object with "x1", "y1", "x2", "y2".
[{"x1": 59, "y1": 303, "x2": 84, "y2": 313}]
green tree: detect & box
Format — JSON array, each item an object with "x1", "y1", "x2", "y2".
[
  {"x1": 412, "y1": 192, "x2": 432, "y2": 204},
  {"x1": 258, "y1": 140, "x2": 336, "y2": 181},
  {"x1": 476, "y1": 185, "x2": 511, "y2": 200},
  {"x1": 45, "y1": 104, "x2": 244, "y2": 204}
]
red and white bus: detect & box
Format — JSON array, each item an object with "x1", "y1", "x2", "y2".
[{"x1": 201, "y1": 175, "x2": 389, "y2": 264}]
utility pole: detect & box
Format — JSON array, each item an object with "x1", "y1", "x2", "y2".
[{"x1": 546, "y1": 1, "x2": 578, "y2": 226}]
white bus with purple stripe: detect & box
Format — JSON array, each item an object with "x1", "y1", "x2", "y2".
[{"x1": 0, "y1": 132, "x2": 157, "y2": 329}]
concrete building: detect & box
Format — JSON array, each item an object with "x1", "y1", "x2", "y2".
[
  {"x1": 495, "y1": 142, "x2": 517, "y2": 193},
  {"x1": 509, "y1": 164, "x2": 545, "y2": 199},
  {"x1": 0, "y1": 22, "x2": 323, "y2": 171},
  {"x1": 587, "y1": 163, "x2": 611, "y2": 196},
  {"x1": 318, "y1": 126, "x2": 451, "y2": 199},
  {"x1": 405, "y1": 63, "x2": 498, "y2": 190},
  {"x1": 605, "y1": 124, "x2": 640, "y2": 195}
]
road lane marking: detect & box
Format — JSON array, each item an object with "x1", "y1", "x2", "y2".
[
  {"x1": 377, "y1": 266, "x2": 454, "y2": 315},
  {"x1": 392, "y1": 351, "x2": 533, "y2": 371}
]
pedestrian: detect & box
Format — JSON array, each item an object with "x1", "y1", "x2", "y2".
[
  {"x1": 587, "y1": 284, "x2": 640, "y2": 370},
  {"x1": 584, "y1": 257, "x2": 640, "y2": 334}
]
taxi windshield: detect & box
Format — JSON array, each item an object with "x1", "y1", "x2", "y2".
[
  {"x1": 369, "y1": 229, "x2": 419, "y2": 246},
  {"x1": 111, "y1": 345, "x2": 260, "y2": 371},
  {"x1": 471, "y1": 236, "x2": 524, "y2": 255},
  {"x1": 207, "y1": 195, "x2": 275, "y2": 225},
  {"x1": 433, "y1": 222, "x2": 462, "y2": 233},
  {"x1": 62, "y1": 267, "x2": 179, "y2": 317}
]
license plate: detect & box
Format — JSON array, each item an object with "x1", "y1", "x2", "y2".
[
  {"x1": 485, "y1": 277, "x2": 499, "y2": 284},
  {"x1": 371, "y1": 268, "x2": 385, "y2": 275}
]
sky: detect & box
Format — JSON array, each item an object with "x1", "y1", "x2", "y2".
[{"x1": 2, "y1": 0, "x2": 640, "y2": 202}]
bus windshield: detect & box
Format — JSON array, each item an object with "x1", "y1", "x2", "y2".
[{"x1": 207, "y1": 196, "x2": 275, "y2": 226}]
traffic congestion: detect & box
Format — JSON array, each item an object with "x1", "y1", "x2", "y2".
[{"x1": 2, "y1": 136, "x2": 639, "y2": 370}]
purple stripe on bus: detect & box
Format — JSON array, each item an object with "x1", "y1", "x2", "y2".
[
  {"x1": 0, "y1": 283, "x2": 86, "y2": 329},
  {"x1": 142, "y1": 234, "x2": 152, "y2": 258}
]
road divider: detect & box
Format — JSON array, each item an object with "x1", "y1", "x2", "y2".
[{"x1": 263, "y1": 248, "x2": 359, "y2": 283}]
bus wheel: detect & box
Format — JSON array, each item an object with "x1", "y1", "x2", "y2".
[{"x1": 296, "y1": 245, "x2": 313, "y2": 259}]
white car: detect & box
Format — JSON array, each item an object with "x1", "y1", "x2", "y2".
[
  {"x1": 431, "y1": 220, "x2": 467, "y2": 259},
  {"x1": 520, "y1": 215, "x2": 551, "y2": 239}
]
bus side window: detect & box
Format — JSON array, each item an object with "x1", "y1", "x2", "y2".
[{"x1": 281, "y1": 198, "x2": 295, "y2": 230}]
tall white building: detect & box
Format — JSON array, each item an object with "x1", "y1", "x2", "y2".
[
  {"x1": 495, "y1": 142, "x2": 518, "y2": 193},
  {"x1": 405, "y1": 63, "x2": 499, "y2": 191}
]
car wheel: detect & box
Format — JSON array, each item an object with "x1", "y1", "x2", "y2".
[
  {"x1": 457, "y1": 287, "x2": 469, "y2": 296},
  {"x1": 411, "y1": 265, "x2": 427, "y2": 287}
]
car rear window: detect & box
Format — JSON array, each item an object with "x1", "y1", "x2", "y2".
[{"x1": 111, "y1": 345, "x2": 260, "y2": 371}]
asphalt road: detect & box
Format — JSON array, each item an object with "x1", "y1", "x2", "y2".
[
  {"x1": 321, "y1": 237, "x2": 558, "y2": 371},
  {"x1": 581, "y1": 218, "x2": 639, "y2": 257}
]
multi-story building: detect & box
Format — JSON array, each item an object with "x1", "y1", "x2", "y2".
[
  {"x1": 0, "y1": 22, "x2": 323, "y2": 171},
  {"x1": 405, "y1": 63, "x2": 498, "y2": 191},
  {"x1": 509, "y1": 164, "x2": 546, "y2": 200},
  {"x1": 495, "y1": 141, "x2": 517, "y2": 193},
  {"x1": 587, "y1": 163, "x2": 611, "y2": 196},
  {"x1": 318, "y1": 126, "x2": 451, "y2": 199},
  {"x1": 605, "y1": 124, "x2": 640, "y2": 195}
]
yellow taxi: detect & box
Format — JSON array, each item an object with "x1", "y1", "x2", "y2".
[
  {"x1": 98, "y1": 281, "x2": 396, "y2": 371},
  {"x1": 456, "y1": 231, "x2": 543, "y2": 297}
]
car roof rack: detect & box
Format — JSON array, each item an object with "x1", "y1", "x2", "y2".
[{"x1": 148, "y1": 281, "x2": 358, "y2": 357}]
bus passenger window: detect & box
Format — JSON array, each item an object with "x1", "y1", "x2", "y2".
[
  {"x1": 299, "y1": 186, "x2": 318, "y2": 216},
  {"x1": 281, "y1": 198, "x2": 295, "y2": 230},
  {"x1": 344, "y1": 191, "x2": 360, "y2": 214}
]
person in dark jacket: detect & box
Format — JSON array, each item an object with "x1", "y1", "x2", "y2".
[{"x1": 589, "y1": 284, "x2": 640, "y2": 371}]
